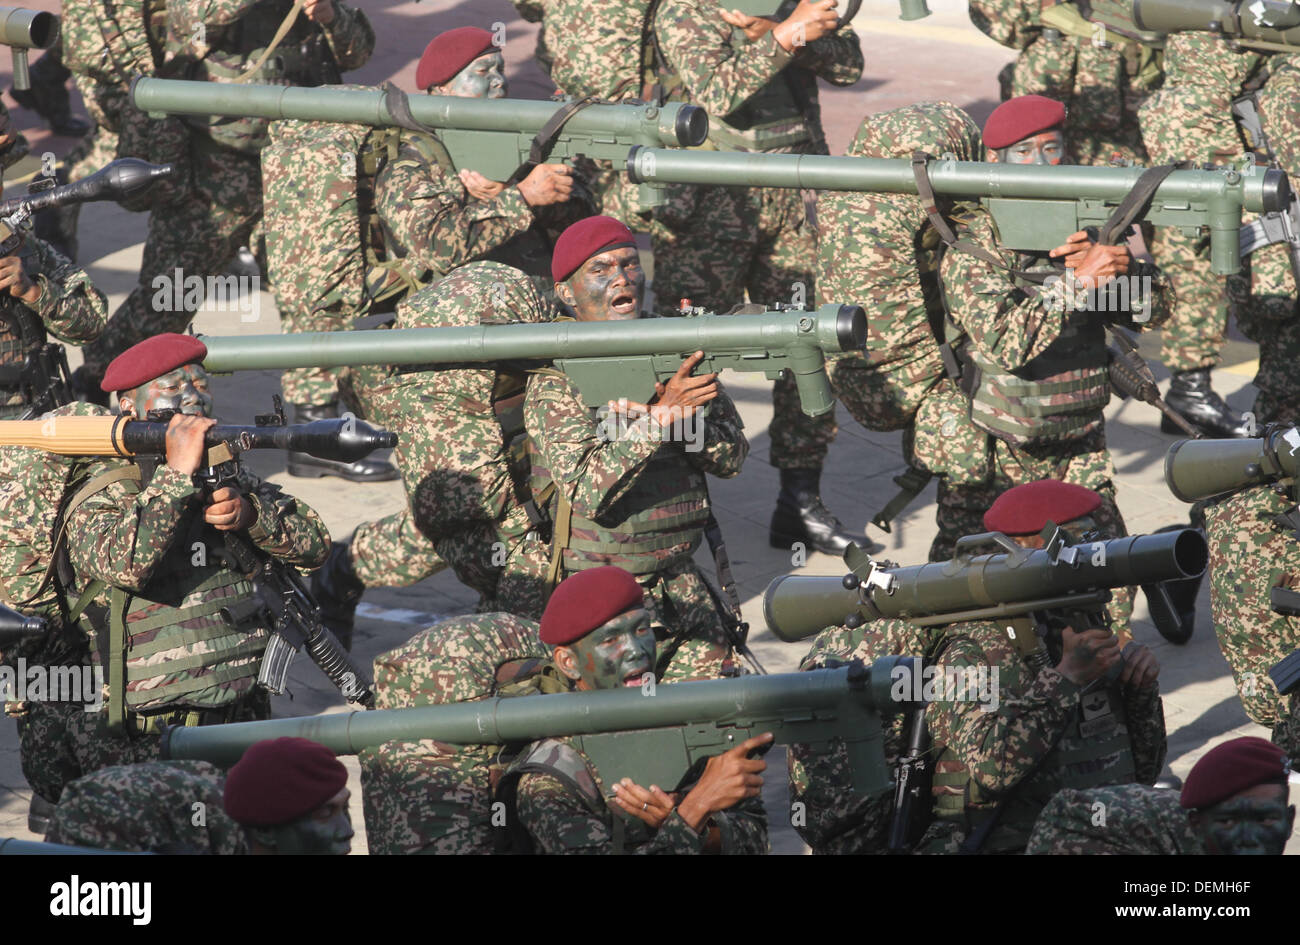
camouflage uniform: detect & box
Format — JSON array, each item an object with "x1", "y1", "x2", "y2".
[
  {"x1": 651, "y1": 0, "x2": 862, "y2": 472},
  {"x1": 347, "y1": 263, "x2": 555, "y2": 610},
  {"x1": 502, "y1": 357, "x2": 748, "y2": 682},
  {"x1": 0, "y1": 238, "x2": 108, "y2": 418},
  {"x1": 45, "y1": 760, "x2": 246, "y2": 854},
  {"x1": 916, "y1": 618, "x2": 1167, "y2": 854},
  {"x1": 78, "y1": 0, "x2": 375, "y2": 379},
  {"x1": 359, "y1": 612, "x2": 557, "y2": 855},
  {"x1": 1025, "y1": 783, "x2": 1203, "y2": 854},
  {"x1": 787, "y1": 620, "x2": 940, "y2": 855},
  {"x1": 1204, "y1": 483, "x2": 1300, "y2": 732},
  {"x1": 15, "y1": 439, "x2": 330, "y2": 803}
]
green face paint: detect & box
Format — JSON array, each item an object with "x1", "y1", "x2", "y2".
[
  {"x1": 999, "y1": 129, "x2": 1066, "y2": 166},
  {"x1": 566, "y1": 247, "x2": 645, "y2": 322},
  {"x1": 1201, "y1": 797, "x2": 1293, "y2": 855},
  {"x1": 446, "y1": 51, "x2": 506, "y2": 99},
  {"x1": 566, "y1": 607, "x2": 657, "y2": 691},
  {"x1": 267, "y1": 789, "x2": 354, "y2": 855},
  {"x1": 127, "y1": 364, "x2": 213, "y2": 418}
]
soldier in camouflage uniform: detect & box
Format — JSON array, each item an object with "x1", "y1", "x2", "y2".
[
  {"x1": 224, "y1": 736, "x2": 352, "y2": 855},
  {"x1": 72, "y1": 0, "x2": 374, "y2": 395},
  {"x1": 13, "y1": 334, "x2": 330, "y2": 805},
  {"x1": 45, "y1": 761, "x2": 246, "y2": 853},
  {"x1": 650, "y1": 0, "x2": 864, "y2": 557},
  {"x1": 500, "y1": 216, "x2": 746, "y2": 683},
  {"x1": 1027, "y1": 736, "x2": 1293, "y2": 855},
  {"x1": 504, "y1": 566, "x2": 770, "y2": 854},
  {"x1": 277, "y1": 25, "x2": 586, "y2": 481},
  {"x1": 312, "y1": 262, "x2": 558, "y2": 649}
]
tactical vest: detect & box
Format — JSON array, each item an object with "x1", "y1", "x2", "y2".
[
  {"x1": 947, "y1": 254, "x2": 1111, "y2": 448},
  {"x1": 0, "y1": 301, "x2": 42, "y2": 415},
  {"x1": 59, "y1": 465, "x2": 269, "y2": 726}
]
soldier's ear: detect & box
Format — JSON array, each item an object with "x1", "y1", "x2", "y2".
[
  {"x1": 553, "y1": 645, "x2": 582, "y2": 682},
  {"x1": 117, "y1": 395, "x2": 135, "y2": 417},
  {"x1": 554, "y1": 280, "x2": 575, "y2": 308}
]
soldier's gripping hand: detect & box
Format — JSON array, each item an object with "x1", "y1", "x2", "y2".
[
  {"x1": 611, "y1": 780, "x2": 679, "y2": 830},
  {"x1": 719, "y1": 7, "x2": 778, "y2": 40},
  {"x1": 1118, "y1": 641, "x2": 1160, "y2": 691},
  {"x1": 165, "y1": 415, "x2": 216, "y2": 477},
  {"x1": 460, "y1": 169, "x2": 506, "y2": 201},
  {"x1": 303, "y1": 0, "x2": 336, "y2": 25},
  {"x1": 1050, "y1": 230, "x2": 1131, "y2": 286},
  {"x1": 1055, "y1": 626, "x2": 1122, "y2": 686},
  {"x1": 204, "y1": 486, "x2": 257, "y2": 532},
  {"x1": 517, "y1": 164, "x2": 574, "y2": 207},
  {"x1": 773, "y1": 0, "x2": 840, "y2": 51},
  {"x1": 0, "y1": 255, "x2": 40, "y2": 306},
  {"x1": 675, "y1": 732, "x2": 773, "y2": 829}
]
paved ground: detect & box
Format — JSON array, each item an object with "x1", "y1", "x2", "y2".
[{"x1": 0, "y1": 0, "x2": 1291, "y2": 854}]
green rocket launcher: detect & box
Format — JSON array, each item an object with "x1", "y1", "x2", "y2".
[
  {"x1": 1135, "y1": 0, "x2": 1300, "y2": 51},
  {"x1": 626, "y1": 147, "x2": 1292, "y2": 274},
  {"x1": 764, "y1": 528, "x2": 1208, "y2": 642},
  {"x1": 161, "y1": 661, "x2": 912, "y2": 797},
  {"x1": 129, "y1": 76, "x2": 708, "y2": 210},
  {"x1": 1165, "y1": 425, "x2": 1300, "y2": 501},
  {"x1": 0, "y1": 6, "x2": 57, "y2": 91},
  {"x1": 199, "y1": 303, "x2": 867, "y2": 418}
]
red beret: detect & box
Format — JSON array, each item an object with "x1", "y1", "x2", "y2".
[
  {"x1": 540, "y1": 566, "x2": 645, "y2": 646},
  {"x1": 416, "y1": 26, "x2": 497, "y2": 91},
  {"x1": 551, "y1": 215, "x2": 638, "y2": 283},
  {"x1": 983, "y1": 480, "x2": 1101, "y2": 535},
  {"x1": 983, "y1": 94, "x2": 1067, "y2": 150},
  {"x1": 101, "y1": 333, "x2": 207, "y2": 393},
  {"x1": 1181, "y1": 737, "x2": 1290, "y2": 810},
  {"x1": 223, "y1": 737, "x2": 349, "y2": 827}
]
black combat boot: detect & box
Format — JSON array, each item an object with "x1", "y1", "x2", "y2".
[
  {"x1": 286, "y1": 402, "x2": 400, "y2": 482},
  {"x1": 1162, "y1": 368, "x2": 1252, "y2": 438},
  {"x1": 28, "y1": 793, "x2": 55, "y2": 835},
  {"x1": 311, "y1": 541, "x2": 364, "y2": 652},
  {"x1": 769, "y1": 468, "x2": 873, "y2": 556}
]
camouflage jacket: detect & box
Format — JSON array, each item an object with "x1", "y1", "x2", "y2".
[
  {"x1": 654, "y1": 0, "x2": 862, "y2": 154},
  {"x1": 45, "y1": 760, "x2": 246, "y2": 854},
  {"x1": 516, "y1": 736, "x2": 769, "y2": 854},
  {"x1": 542, "y1": 0, "x2": 655, "y2": 99},
  {"x1": 0, "y1": 237, "x2": 109, "y2": 413},
  {"x1": 921, "y1": 618, "x2": 1166, "y2": 853},
  {"x1": 1025, "y1": 783, "x2": 1204, "y2": 854}
]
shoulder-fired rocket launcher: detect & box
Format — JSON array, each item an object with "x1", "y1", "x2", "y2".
[
  {"x1": 198, "y1": 304, "x2": 867, "y2": 419},
  {"x1": 1135, "y1": 0, "x2": 1300, "y2": 52},
  {"x1": 1165, "y1": 426, "x2": 1300, "y2": 502},
  {"x1": 160, "y1": 661, "x2": 912, "y2": 798},
  {"x1": 626, "y1": 147, "x2": 1291, "y2": 275}
]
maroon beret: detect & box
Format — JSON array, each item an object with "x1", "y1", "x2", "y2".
[
  {"x1": 983, "y1": 480, "x2": 1101, "y2": 536},
  {"x1": 101, "y1": 333, "x2": 207, "y2": 393},
  {"x1": 540, "y1": 566, "x2": 645, "y2": 646},
  {"x1": 416, "y1": 26, "x2": 497, "y2": 91},
  {"x1": 1181, "y1": 737, "x2": 1290, "y2": 810},
  {"x1": 983, "y1": 94, "x2": 1067, "y2": 150},
  {"x1": 223, "y1": 737, "x2": 349, "y2": 827},
  {"x1": 551, "y1": 215, "x2": 638, "y2": 283}
]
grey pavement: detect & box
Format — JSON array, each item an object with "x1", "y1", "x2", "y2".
[{"x1": 0, "y1": 0, "x2": 1290, "y2": 854}]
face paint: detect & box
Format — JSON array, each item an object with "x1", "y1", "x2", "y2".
[
  {"x1": 1200, "y1": 795, "x2": 1293, "y2": 855},
  {"x1": 565, "y1": 607, "x2": 657, "y2": 691},
  {"x1": 564, "y1": 246, "x2": 645, "y2": 322},
  {"x1": 999, "y1": 129, "x2": 1066, "y2": 166},
  {"x1": 267, "y1": 788, "x2": 354, "y2": 855},
  {"x1": 124, "y1": 364, "x2": 213, "y2": 418},
  {"x1": 443, "y1": 51, "x2": 506, "y2": 99}
]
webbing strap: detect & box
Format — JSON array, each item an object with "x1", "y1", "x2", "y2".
[
  {"x1": 124, "y1": 643, "x2": 266, "y2": 706},
  {"x1": 230, "y1": 0, "x2": 305, "y2": 84},
  {"x1": 546, "y1": 491, "x2": 573, "y2": 591},
  {"x1": 107, "y1": 587, "x2": 129, "y2": 732},
  {"x1": 871, "y1": 465, "x2": 934, "y2": 533},
  {"x1": 504, "y1": 96, "x2": 600, "y2": 186},
  {"x1": 1097, "y1": 163, "x2": 1183, "y2": 247}
]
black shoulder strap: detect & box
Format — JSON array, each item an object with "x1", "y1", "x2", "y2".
[
  {"x1": 1096, "y1": 163, "x2": 1184, "y2": 247},
  {"x1": 504, "y1": 96, "x2": 601, "y2": 186}
]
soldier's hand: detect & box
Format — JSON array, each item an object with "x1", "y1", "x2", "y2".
[
  {"x1": 676, "y1": 732, "x2": 772, "y2": 830},
  {"x1": 165, "y1": 415, "x2": 215, "y2": 477},
  {"x1": 1050, "y1": 230, "x2": 1131, "y2": 285},
  {"x1": 610, "y1": 780, "x2": 678, "y2": 829},
  {"x1": 774, "y1": 0, "x2": 839, "y2": 50},
  {"x1": 0, "y1": 255, "x2": 39, "y2": 305},
  {"x1": 517, "y1": 164, "x2": 574, "y2": 207},
  {"x1": 204, "y1": 486, "x2": 256, "y2": 532},
  {"x1": 1055, "y1": 626, "x2": 1122, "y2": 686},
  {"x1": 720, "y1": 8, "x2": 778, "y2": 40},
  {"x1": 1119, "y1": 641, "x2": 1160, "y2": 690},
  {"x1": 303, "y1": 0, "x2": 335, "y2": 25},
  {"x1": 649, "y1": 351, "x2": 719, "y2": 424},
  {"x1": 459, "y1": 169, "x2": 506, "y2": 201}
]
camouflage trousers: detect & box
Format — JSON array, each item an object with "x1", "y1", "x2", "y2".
[
  {"x1": 80, "y1": 138, "x2": 262, "y2": 376},
  {"x1": 1230, "y1": 242, "x2": 1300, "y2": 427},
  {"x1": 15, "y1": 691, "x2": 269, "y2": 803},
  {"x1": 651, "y1": 182, "x2": 836, "y2": 472},
  {"x1": 1147, "y1": 225, "x2": 1228, "y2": 373},
  {"x1": 1204, "y1": 484, "x2": 1300, "y2": 728}
]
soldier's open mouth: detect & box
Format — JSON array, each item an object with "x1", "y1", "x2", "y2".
[
  {"x1": 623, "y1": 669, "x2": 650, "y2": 687},
  {"x1": 611, "y1": 291, "x2": 637, "y2": 314}
]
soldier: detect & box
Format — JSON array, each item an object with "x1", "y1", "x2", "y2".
[
  {"x1": 650, "y1": 0, "x2": 864, "y2": 556},
  {"x1": 1027, "y1": 736, "x2": 1293, "y2": 855},
  {"x1": 71, "y1": 0, "x2": 375, "y2": 400},
  {"x1": 312, "y1": 262, "x2": 557, "y2": 648},
  {"x1": 223, "y1": 737, "x2": 353, "y2": 855},
  {"x1": 500, "y1": 215, "x2": 748, "y2": 682},
  {"x1": 14, "y1": 333, "x2": 331, "y2": 806},
  {"x1": 502, "y1": 566, "x2": 770, "y2": 854}
]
